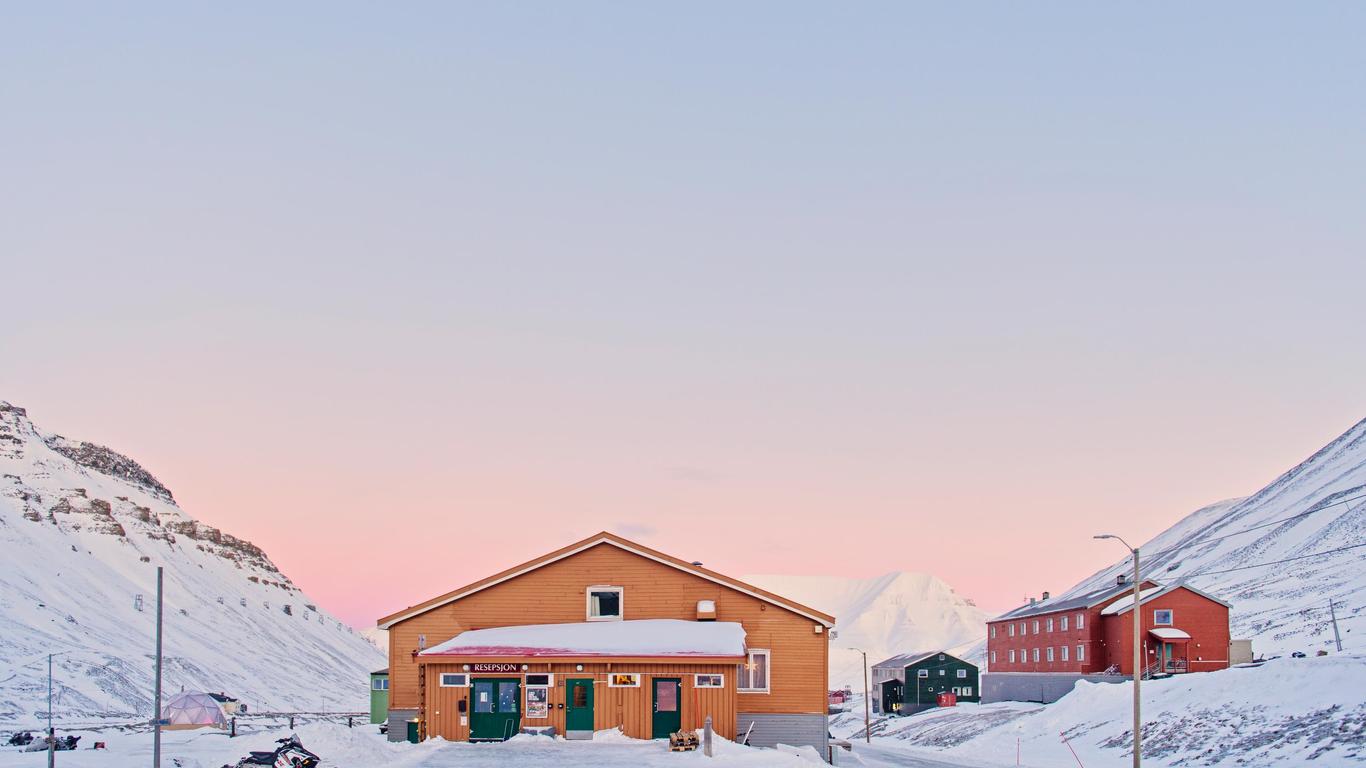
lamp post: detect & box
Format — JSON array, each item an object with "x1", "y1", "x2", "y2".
[
  {"x1": 1096, "y1": 534, "x2": 1142, "y2": 768},
  {"x1": 850, "y1": 648, "x2": 870, "y2": 743}
]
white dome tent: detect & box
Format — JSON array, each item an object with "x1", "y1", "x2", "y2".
[{"x1": 159, "y1": 691, "x2": 229, "y2": 730}]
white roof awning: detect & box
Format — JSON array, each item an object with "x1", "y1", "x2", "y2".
[
  {"x1": 419, "y1": 619, "x2": 746, "y2": 659},
  {"x1": 1149, "y1": 627, "x2": 1191, "y2": 641}
]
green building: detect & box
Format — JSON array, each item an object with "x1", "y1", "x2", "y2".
[
  {"x1": 370, "y1": 669, "x2": 390, "y2": 725},
  {"x1": 900, "y1": 651, "x2": 979, "y2": 713}
]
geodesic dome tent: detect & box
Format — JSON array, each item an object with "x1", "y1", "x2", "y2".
[{"x1": 159, "y1": 691, "x2": 229, "y2": 730}]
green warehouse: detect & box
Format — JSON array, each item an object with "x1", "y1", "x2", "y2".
[
  {"x1": 370, "y1": 669, "x2": 390, "y2": 725},
  {"x1": 885, "y1": 651, "x2": 979, "y2": 715}
]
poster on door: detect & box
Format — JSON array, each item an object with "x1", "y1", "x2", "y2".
[{"x1": 526, "y1": 686, "x2": 549, "y2": 719}]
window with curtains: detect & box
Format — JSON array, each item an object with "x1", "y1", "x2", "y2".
[
  {"x1": 586, "y1": 586, "x2": 623, "y2": 620},
  {"x1": 738, "y1": 649, "x2": 770, "y2": 693}
]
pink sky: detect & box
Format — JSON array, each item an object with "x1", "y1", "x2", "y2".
[{"x1": 5, "y1": 2, "x2": 1365, "y2": 629}]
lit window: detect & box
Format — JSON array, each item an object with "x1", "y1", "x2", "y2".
[
  {"x1": 956, "y1": 669, "x2": 967, "y2": 679},
  {"x1": 1046, "y1": 647, "x2": 1054, "y2": 662},
  {"x1": 608, "y1": 673, "x2": 641, "y2": 688},
  {"x1": 587, "y1": 586, "x2": 623, "y2": 621},
  {"x1": 1061, "y1": 646, "x2": 1069, "y2": 661},
  {"x1": 738, "y1": 649, "x2": 770, "y2": 693},
  {"x1": 1077, "y1": 644, "x2": 1085, "y2": 661},
  {"x1": 1060, "y1": 616, "x2": 1069, "y2": 631},
  {"x1": 694, "y1": 674, "x2": 724, "y2": 688},
  {"x1": 439, "y1": 673, "x2": 469, "y2": 687},
  {"x1": 1046, "y1": 618, "x2": 1054, "y2": 632},
  {"x1": 1153, "y1": 609, "x2": 1173, "y2": 625}
]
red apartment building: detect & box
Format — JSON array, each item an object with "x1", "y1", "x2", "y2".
[{"x1": 986, "y1": 577, "x2": 1232, "y2": 677}]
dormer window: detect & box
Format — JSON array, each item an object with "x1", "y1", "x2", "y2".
[{"x1": 587, "y1": 586, "x2": 623, "y2": 621}]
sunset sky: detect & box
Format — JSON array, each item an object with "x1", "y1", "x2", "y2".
[{"x1": 3, "y1": 3, "x2": 1364, "y2": 627}]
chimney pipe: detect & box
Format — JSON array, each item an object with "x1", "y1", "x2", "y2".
[
  {"x1": 1029, "y1": 597, "x2": 1036, "y2": 606},
  {"x1": 1117, "y1": 574, "x2": 1126, "y2": 586},
  {"x1": 1042, "y1": 591, "x2": 1050, "y2": 601}
]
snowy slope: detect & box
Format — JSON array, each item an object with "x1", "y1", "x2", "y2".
[
  {"x1": 832, "y1": 654, "x2": 1366, "y2": 767},
  {"x1": 1058, "y1": 417, "x2": 1366, "y2": 656},
  {"x1": 744, "y1": 573, "x2": 987, "y2": 690},
  {"x1": 0, "y1": 401, "x2": 383, "y2": 725}
]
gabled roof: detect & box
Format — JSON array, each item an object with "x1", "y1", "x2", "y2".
[
  {"x1": 376, "y1": 531, "x2": 836, "y2": 629},
  {"x1": 873, "y1": 651, "x2": 935, "y2": 669},
  {"x1": 1100, "y1": 582, "x2": 1232, "y2": 615},
  {"x1": 991, "y1": 580, "x2": 1160, "y2": 621}
]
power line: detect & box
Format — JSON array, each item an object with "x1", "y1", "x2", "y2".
[
  {"x1": 1186, "y1": 541, "x2": 1366, "y2": 577},
  {"x1": 1143, "y1": 491, "x2": 1366, "y2": 560}
]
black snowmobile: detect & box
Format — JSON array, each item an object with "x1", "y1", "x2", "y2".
[
  {"x1": 6, "y1": 731, "x2": 34, "y2": 747},
  {"x1": 225, "y1": 734, "x2": 321, "y2": 768}
]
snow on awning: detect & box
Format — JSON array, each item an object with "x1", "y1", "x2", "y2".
[
  {"x1": 1100, "y1": 587, "x2": 1166, "y2": 615},
  {"x1": 1149, "y1": 627, "x2": 1191, "y2": 641},
  {"x1": 419, "y1": 619, "x2": 747, "y2": 659}
]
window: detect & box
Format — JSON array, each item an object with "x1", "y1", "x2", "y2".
[
  {"x1": 1009, "y1": 650, "x2": 1016, "y2": 664},
  {"x1": 1046, "y1": 647, "x2": 1054, "y2": 662},
  {"x1": 1019, "y1": 622, "x2": 1026, "y2": 635},
  {"x1": 1077, "y1": 644, "x2": 1085, "y2": 661},
  {"x1": 439, "y1": 673, "x2": 469, "y2": 687},
  {"x1": 694, "y1": 674, "x2": 724, "y2": 688},
  {"x1": 1032, "y1": 620, "x2": 1040, "y2": 634},
  {"x1": 938, "y1": 669, "x2": 945, "y2": 676},
  {"x1": 608, "y1": 673, "x2": 641, "y2": 688},
  {"x1": 961, "y1": 686, "x2": 973, "y2": 697},
  {"x1": 1032, "y1": 648, "x2": 1040, "y2": 662},
  {"x1": 990, "y1": 651, "x2": 997, "y2": 664},
  {"x1": 917, "y1": 669, "x2": 929, "y2": 678},
  {"x1": 738, "y1": 649, "x2": 770, "y2": 693},
  {"x1": 1060, "y1": 615, "x2": 1069, "y2": 631},
  {"x1": 372, "y1": 678, "x2": 389, "y2": 691},
  {"x1": 956, "y1": 669, "x2": 967, "y2": 679},
  {"x1": 524, "y1": 674, "x2": 554, "y2": 686},
  {"x1": 1046, "y1": 618, "x2": 1054, "y2": 632},
  {"x1": 991, "y1": 626, "x2": 997, "y2": 638},
  {"x1": 1008, "y1": 624, "x2": 1015, "y2": 637},
  {"x1": 1077, "y1": 613, "x2": 1085, "y2": 629},
  {"x1": 1154, "y1": 609, "x2": 1173, "y2": 625},
  {"x1": 1061, "y1": 645, "x2": 1069, "y2": 662},
  {"x1": 587, "y1": 586, "x2": 623, "y2": 621}
]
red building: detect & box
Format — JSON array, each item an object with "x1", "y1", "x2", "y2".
[{"x1": 986, "y1": 577, "x2": 1231, "y2": 677}]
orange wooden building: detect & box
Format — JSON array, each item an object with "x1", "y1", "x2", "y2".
[{"x1": 375, "y1": 532, "x2": 835, "y2": 751}]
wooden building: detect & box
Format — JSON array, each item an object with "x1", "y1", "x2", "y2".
[
  {"x1": 985, "y1": 577, "x2": 1231, "y2": 678},
  {"x1": 375, "y1": 532, "x2": 835, "y2": 751},
  {"x1": 369, "y1": 669, "x2": 389, "y2": 725}
]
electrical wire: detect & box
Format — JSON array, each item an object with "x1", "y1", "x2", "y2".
[{"x1": 1185, "y1": 541, "x2": 1366, "y2": 577}]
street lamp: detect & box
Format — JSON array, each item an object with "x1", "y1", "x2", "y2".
[
  {"x1": 1096, "y1": 534, "x2": 1142, "y2": 768},
  {"x1": 849, "y1": 648, "x2": 870, "y2": 744}
]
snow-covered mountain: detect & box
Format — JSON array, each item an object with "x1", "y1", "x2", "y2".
[
  {"x1": 1059, "y1": 417, "x2": 1366, "y2": 656},
  {"x1": 744, "y1": 572, "x2": 987, "y2": 689},
  {"x1": 0, "y1": 401, "x2": 383, "y2": 725}
]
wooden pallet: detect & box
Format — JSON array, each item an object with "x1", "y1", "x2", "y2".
[{"x1": 668, "y1": 731, "x2": 699, "y2": 751}]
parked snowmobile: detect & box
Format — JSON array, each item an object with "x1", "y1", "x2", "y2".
[
  {"x1": 22, "y1": 735, "x2": 79, "y2": 752},
  {"x1": 225, "y1": 735, "x2": 320, "y2": 768},
  {"x1": 6, "y1": 732, "x2": 34, "y2": 747}
]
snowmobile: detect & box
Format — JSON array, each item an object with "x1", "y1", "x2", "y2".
[
  {"x1": 22, "y1": 735, "x2": 79, "y2": 752},
  {"x1": 225, "y1": 734, "x2": 321, "y2": 768},
  {"x1": 6, "y1": 731, "x2": 34, "y2": 747}
]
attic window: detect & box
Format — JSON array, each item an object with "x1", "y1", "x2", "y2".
[{"x1": 587, "y1": 586, "x2": 623, "y2": 621}]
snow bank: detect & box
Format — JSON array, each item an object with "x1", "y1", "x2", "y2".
[{"x1": 420, "y1": 619, "x2": 746, "y2": 658}]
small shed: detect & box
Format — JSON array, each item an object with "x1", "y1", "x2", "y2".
[
  {"x1": 370, "y1": 669, "x2": 390, "y2": 725},
  {"x1": 207, "y1": 692, "x2": 241, "y2": 716},
  {"x1": 902, "y1": 651, "x2": 979, "y2": 713}
]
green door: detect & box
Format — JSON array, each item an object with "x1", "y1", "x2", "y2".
[
  {"x1": 651, "y1": 678, "x2": 681, "y2": 739},
  {"x1": 469, "y1": 678, "x2": 521, "y2": 741},
  {"x1": 565, "y1": 678, "x2": 594, "y2": 738}
]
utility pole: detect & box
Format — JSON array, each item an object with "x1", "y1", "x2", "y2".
[
  {"x1": 1096, "y1": 534, "x2": 1142, "y2": 768},
  {"x1": 850, "y1": 648, "x2": 871, "y2": 743},
  {"x1": 154, "y1": 566, "x2": 163, "y2": 768},
  {"x1": 1329, "y1": 599, "x2": 1343, "y2": 652},
  {"x1": 47, "y1": 653, "x2": 54, "y2": 768}
]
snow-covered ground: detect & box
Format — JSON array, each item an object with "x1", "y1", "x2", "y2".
[
  {"x1": 0, "y1": 723, "x2": 836, "y2": 768},
  {"x1": 831, "y1": 654, "x2": 1366, "y2": 767}
]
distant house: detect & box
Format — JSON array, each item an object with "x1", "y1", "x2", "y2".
[
  {"x1": 370, "y1": 669, "x2": 390, "y2": 725},
  {"x1": 983, "y1": 577, "x2": 1232, "y2": 703},
  {"x1": 884, "y1": 652, "x2": 979, "y2": 715},
  {"x1": 206, "y1": 692, "x2": 242, "y2": 717},
  {"x1": 870, "y1": 652, "x2": 928, "y2": 713}
]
